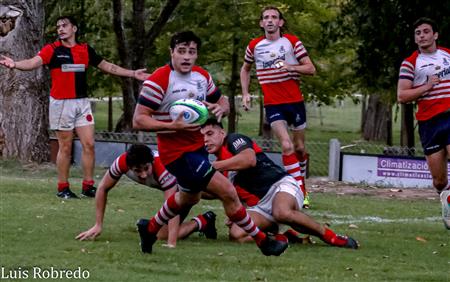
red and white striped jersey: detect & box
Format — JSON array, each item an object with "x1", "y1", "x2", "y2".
[
  {"x1": 108, "y1": 150, "x2": 176, "y2": 191},
  {"x1": 399, "y1": 46, "x2": 450, "y2": 121},
  {"x1": 137, "y1": 64, "x2": 221, "y2": 165},
  {"x1": 244, "y1": 34, "x2": 309, "y2": 105}
]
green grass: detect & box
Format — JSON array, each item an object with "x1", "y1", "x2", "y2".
[
  {"x1": 92, "y1": 99, "x2": 123, "y2": 132},
  {"x1": 1, "y1": 161, "x2": 449, "y2": 281}
]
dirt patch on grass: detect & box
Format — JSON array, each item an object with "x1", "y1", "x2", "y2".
[{"x1": 307, "y1": 177, "x2": 439, "y2": 201}]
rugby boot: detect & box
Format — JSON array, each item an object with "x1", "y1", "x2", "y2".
[
  {"x1": 57, "y1": 188, "x2": 79, "y2": 199},
  {"x1": 136, "y1": 219, "x2": 157, "y2": 253},
  {"x1": 81, "y1": 185, "x2": 96, "y2": 198},
  {"x1": 198, "y1": 211, "x2": 217, "y2": 239},
  {"x1": 258, "y1": 234, "x2": 289, "y2": 256},
  {"x1": 440, "y1": 189, "x2": 450, "y2": 230},
  {"x1": 330, "y1": 235, "x2": 359, "y2": 249}
]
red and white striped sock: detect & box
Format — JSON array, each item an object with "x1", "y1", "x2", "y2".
[
  {"x1": 229, "y1": 206, "x2": 266, "y2": 246},
  {"x1": 282, "y1": 153, "x2": 305, "y2": 194},
  {"x1": 192, "y1": 214, "x2": 207, "y2": 231},
  {"x1": 147, "y1": 194, "x2": 181, "y2": 234}
]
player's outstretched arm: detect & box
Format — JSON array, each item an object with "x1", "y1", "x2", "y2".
[
  {"x1": 97, "y1": 60, "x2": 150, "y2": 81},
  {"x1": 76, "y1": 172, "x2": 118, "y2": 241},
  {"x1": 0, "y1": 55, "x2": 43, "y2": 71},
  {"x1": 213, "y1": 148, "x2": 256, "y2": 172}
]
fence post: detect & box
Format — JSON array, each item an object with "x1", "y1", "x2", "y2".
[
  {"x1": 138, "y1": 131, "x2": 144, "y2": 143},
  {"x1": 328, "y1": 138, "x2": 341, "y2": 180}
]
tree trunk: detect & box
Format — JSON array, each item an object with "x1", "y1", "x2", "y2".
[
  {"x1": 400, "y1": 103, "x2": 415, "y2": 150},
  {"x1": 361, "y1": 94, "x2": 392, "y2": 144},
  {"x1": 360, "y1": 94, "x2": 367, "y2": 133},
  {"x1": 227, "y1": 34, "x2": 239, "y2": 133},
  {"x1": 112, "y1": 0, "x2": 180, "y2": 132},
  {"x1": 0, "y1": 0, "x2": 49, "y2": 162},
  {"x1": 112, "y1": 0, "x2": 136, "y2": 132}
]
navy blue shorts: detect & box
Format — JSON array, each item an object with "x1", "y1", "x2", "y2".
[
  {"x1": 418, "y1": 111, "x2": 450, "y2": 155},
  {"x1": 165, "y1": 147, "x2": 215, "y2": 193},
  {"x1": 265, "y1": 102, "x2": 306, "y2": 130}
]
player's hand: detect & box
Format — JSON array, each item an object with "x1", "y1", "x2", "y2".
[
  {"x1": 76, "y1": 225, "x2": 102, "y2": 241},
  {"x1": 133, "y1": 68, "x2": 150, "y2": 81},
  {"x1": 0, "y1": 55, "x2": 16, "y2": 69},
  {"x1": 203, "y1": 101, "x2": 226, "y2": 122},
  {"x1": 426, "y1": 75, "x2": 440, "y2": 90},
  {"x1": 170, "y1": 112, "x2": 200, "y2": 131},
  {"x1": 276, "y1": 60, "x2": 296, "y2": 72},
  {"x1": 241, "y1": 93, "x2": 251, "y2": 111}
]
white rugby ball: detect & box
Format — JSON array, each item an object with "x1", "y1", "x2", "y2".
[{"x1": 169, "y1": 99, "x2": 208, "y2": 125}]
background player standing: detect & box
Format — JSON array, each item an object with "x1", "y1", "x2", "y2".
[
  {"x1": 240, "y1": 6, "x2": 316, "y2": 208},
  {"x1": 0, "y1": 16, "x2": 149, "y2": 199}
]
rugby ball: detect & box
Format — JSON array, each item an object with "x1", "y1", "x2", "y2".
[{"x1": 169, "y1": 99, "x2": 208, "y2": 125}]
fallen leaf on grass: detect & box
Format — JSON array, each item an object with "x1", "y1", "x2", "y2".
[
  {"x1": 415, "y1": 236, "x2": 427, "y2": 243},
  {"x1": 389, "y1": 189, "x2": 402, "y2": 192}
]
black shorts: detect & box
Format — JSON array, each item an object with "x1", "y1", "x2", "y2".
[
  {"x1": 418, "y1": 111, "x2": 450, "y2": 155},
  {"x1": 165, "y1": 147, "x2": 215, "y2": 193},
  {"x1": 264, "y1": 102, "x2": 306, "y2": 130}
]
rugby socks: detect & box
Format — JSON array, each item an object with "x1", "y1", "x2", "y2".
[
  {"x1": 322, "y1": 227, "x2": 347, "y2": 247},
  {"x1": 82, "y1": 180, "x2": 95, "y2": 191},
  {"x1": 147, "y1": 194, "x2": 181, "y2": 234},
  {"x1": 57, "y1": 182, "x2": 70, "y2": 192},
  {"x1": 228, "y1": 205, "x2": 266, "y2": 246},
  {"x1": 282, "y1": 153, "x2": 306, "y2": 195},
  {"x1": 192, "y1": 214, "x2": 207, "y2": 231}
]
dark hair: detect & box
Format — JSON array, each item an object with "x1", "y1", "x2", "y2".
[
  {"x1": 170, "y1": 31, "x2": 202, "y2": 50},
  {"x1": 125, "y1": 144, "x2": 154, "y2": 168},
  {"x1": 201, "y1": 118, "x2": 223, "y2": 129},
  {"x1": 260, "y1": 6, "x2": 284, "y2": 21},
  {"x1": 56, "y1": 15, "x2": 79, "y2": 41},
  {"x1": 260, "y1": 6, "x2": 286, "y2": 33},
  {"x1": 413, "y1": 17, "x2": 438, "y2": 33}
]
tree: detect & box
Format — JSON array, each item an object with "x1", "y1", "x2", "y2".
[
  {"x1": 0, "y1": 0, "x2": 49, "y2": 162},
  {"x1": 112, "y1": 0, "x2": 180, "y2": 131}
]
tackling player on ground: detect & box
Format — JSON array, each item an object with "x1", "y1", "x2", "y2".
[{"x1": 201, "y1": 118, "x2": 359, "y2": 249}]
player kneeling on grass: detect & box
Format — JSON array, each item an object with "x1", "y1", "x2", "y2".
[
  {"x1": 200, "y1": 119, "x2": 359, "y2": 249},
  {"x1": 76, "y1": 144, "x2": 217, "y2": 247}
]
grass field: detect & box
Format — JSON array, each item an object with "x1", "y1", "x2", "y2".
[{"x1": 1, "y1": 161, "x2": 448, "y2": 281}]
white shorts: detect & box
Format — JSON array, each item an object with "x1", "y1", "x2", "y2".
[
  {"x1": 248, "y1": 175, "x2": 304, "y2": 224},
  {"x1": 49, "y1": 97, "x2": 94, "y2": 131}
]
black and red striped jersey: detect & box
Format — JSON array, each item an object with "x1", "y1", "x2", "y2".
[
  {"x1": 38, "y1": 41, "x2": 103, "y2": 99},
  {"x1": 217, "y1": 133, "x2": 287, "y2": 199}
]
